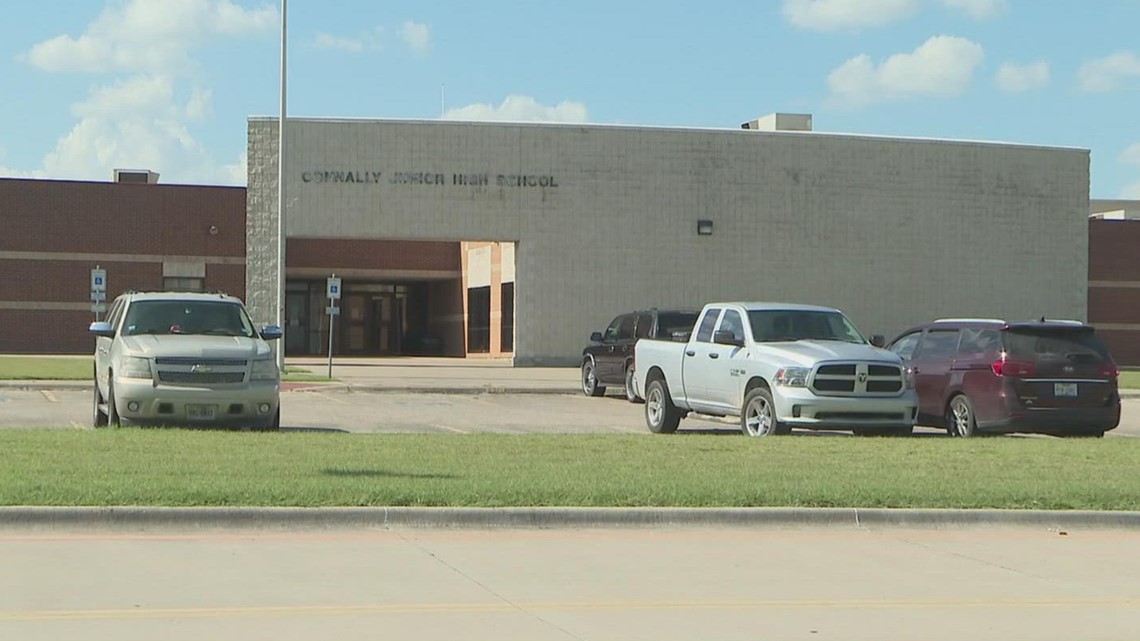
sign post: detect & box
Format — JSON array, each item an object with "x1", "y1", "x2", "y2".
[
  {"x1": 90, "y1": 266, "x2": 107, "y2": 321},
  {"x1": 326, "y1": 274, "x2": 341, "y2": 378}
]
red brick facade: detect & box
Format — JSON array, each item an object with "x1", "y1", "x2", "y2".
[
  {"x1": 1088, "y1": 218, "x2": 1140, "y2": 367},
  {"x1": 0, "y1": 178, "x2": 245, "y2": 353},
  {"x1": 287, "y1": 238, "x2": 459, "y2": 272}
]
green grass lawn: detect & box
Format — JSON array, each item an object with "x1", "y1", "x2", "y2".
[
  {"x1": 1, "y1": 431, "x2": 1138, "y2": 510},
  {"x1": 0, "y1": 357, "x2": 331, "y2": 383},
  {"x1": 1120, "y1": 370, "x2": 1140, "y2": 389}
]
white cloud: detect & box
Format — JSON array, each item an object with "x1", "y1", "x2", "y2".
[
  {"x1": 782, "y1": 0, "x2": 1004, "y2": 31},
  {"x1": 399, "y1": 21, "x2": 431, "y2": 55},
  {"x1": 24, "y1": 0, "x2": 276, "y2": 74},
  {"x1": 995, "y1": 61, "x2": 1050, "y2": 93},
  {"x1": 783, "y1": 0, "x2": 918, "y2": 31},
  {"x1": 313, "y1": 28, "x2": 383, "y2": 53},
  {"x1": 38, "y1": 75, "x2": 226, "y2": 182},
  {"x1": 827, "y1": 36, "x2": 984, "y2": 107},
  {"x1": 940, "y1": 0, "x2": 1007, "y2": 19},
  {"x1": 15, "y1": 0, "x2": 272, "y2": 185},
  {"x1": 1079, "y1": 51, "x2": 1140, "y2": 92},
  {"x1": 1121, "y1": 143, "x2": 1140, "y2": 167},
  {"x1": 442, "y1": 95, "x2": 588, "y2": 123}
]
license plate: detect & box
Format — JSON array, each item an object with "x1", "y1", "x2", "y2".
[
  {"x1": 1054, "y1": 383, "x2": 1078, "y2": 397},
  {"x1": 186, "y1": 404, "x2": 217, "y2": 420}
]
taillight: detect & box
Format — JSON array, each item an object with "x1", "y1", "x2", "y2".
[
  {"x1": 1099, "y1": 363, "x2": 1119, "y2": 379},
  {"x1": 991, "y1": 358, "x2": 1035, "y2": 377}
]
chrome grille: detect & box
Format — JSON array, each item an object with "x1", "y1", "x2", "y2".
[
  {"x1": 811, "y1": 362, "x2": 905, "y2": 397},
  {"x1": 158, "y1": 371, "x2": 245, "y2": 384},
  {"x1": 154, "y1": 357, "x2": 248, "y2": 367}
]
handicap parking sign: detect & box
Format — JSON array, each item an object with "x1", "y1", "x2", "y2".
[
  {"x1": 326, "y1": 276, "x2": 342, "y2": 300},
  {"x1": 91, "y1": 268, "x2": 107, "y2": 292}
]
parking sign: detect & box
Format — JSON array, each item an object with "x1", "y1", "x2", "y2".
[
  {"x1": 326, "y1": 276, "x2": 342, "y2": 300},
  {"x1": 91, "y1": 268, "x2": 107, "y2": 293}
]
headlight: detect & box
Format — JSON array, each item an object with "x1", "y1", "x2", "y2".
[
  {"x1": 119, "y1": 356, "x2": 151, "y2": 379},
  {"x1": 904, "y1": 366, "x2": 915, "y2": 389},
  {"x1": 775, "y1": 367, "x2": 810, "y2": 387},
  {"x1": 251, "y1": 359, "x2": 279, "y2": 382}
]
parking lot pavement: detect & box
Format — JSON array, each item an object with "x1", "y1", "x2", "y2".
[{"x1": 1, "y1": 388, "x2": 1137, "y2": 437}]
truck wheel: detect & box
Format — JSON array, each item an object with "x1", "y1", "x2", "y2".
[
  {"x1": 624, "y1": 365, "x2": 643, "y2": 404},
  {"x1": 92, "y1": 384, "x2": 108, "y2": 428},
  {"x1": 644, "y1": 378, "x2": 681, "y2": 434},
  {"x1": 741, "y1": 387, "x2": 787, "y2": 437},
  {"x1": 581, "y1": 359, "x2": 605, "y2": 397}
]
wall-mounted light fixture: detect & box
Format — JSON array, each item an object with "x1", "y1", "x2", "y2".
[
  {"x1": 209, "y1": 225, "x2": 219, "y2": 236},
  {"x1": 696, "y1": 219, "x2": 714, "y2": 236}
]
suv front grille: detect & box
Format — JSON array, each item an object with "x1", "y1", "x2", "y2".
[
  {"x1": 153, "y1": 357, "x2": 248, "y2": 387},
  {"x1": 158, "y1": 371, "x2": 246, "y2": 384},
  {"x1": 811, "y1": 362, "x2": 905, "y2": 397},
  {"x1": 155, "y1": 357, "x2": 248, "y2": 367}
]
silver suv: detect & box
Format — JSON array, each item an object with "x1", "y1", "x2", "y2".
[{"x1": 89, "y1": 292, "x2": 283, "y2": 430}]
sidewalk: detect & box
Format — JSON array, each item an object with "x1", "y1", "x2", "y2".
[
  {"x1": 1, "y1": 356, "x2": 1138, "y2": 398},
  {"x1": 0, "y1": 357, "x2": 583, "y2": 395},
  {"x1": 286, "y1": 356, "x2": 581, "y2": 393}
]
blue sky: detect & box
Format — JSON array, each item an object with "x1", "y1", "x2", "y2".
[{"x1": 1, "y1": 0, "x2": 1138, "y2": 197}]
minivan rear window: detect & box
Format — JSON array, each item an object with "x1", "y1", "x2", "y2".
[{"x1": 1003, "y1": 328, "x2": 1109, "y2": 363}]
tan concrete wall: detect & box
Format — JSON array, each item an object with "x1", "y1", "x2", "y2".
[{"x1": 248, "y1": 119, "x2": 1089, "y2": 365}]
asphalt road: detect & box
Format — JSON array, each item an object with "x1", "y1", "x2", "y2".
[
  {"x1": 0, "y1": 388, "x2": 1137, "y2": 437},
  {"x1": 2, "y1": 525, "x2": 1139, "y2": 641}
]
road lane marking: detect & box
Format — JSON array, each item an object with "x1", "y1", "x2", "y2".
[
  {"x1": 431, "y1": 423, "x2": 469, "y2": 434},
  {"x1": 40, "y1": 390, "x2": 58, "y2": 403},
  {"x1": 70, "y1": 421, "x2": 88, "y2": 430},
  {"x1": 4, "y1": 597, "x2": 1139, "y2": 621}
]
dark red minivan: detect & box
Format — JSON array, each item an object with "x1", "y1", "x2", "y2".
[{"x1": 887, "y1": 318, "x2": 1121, "y2": 437}]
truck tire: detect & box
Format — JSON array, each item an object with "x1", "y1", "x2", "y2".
[
  {"x1": 741, "y1": 387, "x2": 787, "y2": 437},
  {"x1": 624, "y1": 365, "x2": 643, "y2": 404},
  {"x1": 93, "y1": 384, "x2": 108, "y2": 428},
  {"x1": 581, "y1": 359, "x2": 605, "y2": 397},
  {"x1": 644, "y1": 378, "x2": 681, "y2": 434},
  {"x1": 106, "y1": 379, "x2": 121, "y2": 428}
]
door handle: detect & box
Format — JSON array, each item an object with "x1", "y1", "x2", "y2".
[
  {"x1": 97, "y1": 348, "x2": 108, "y2": 354},
  {"x1": 685, "y1": 350, "x2": 696, "y2": 357},
  {"x1": 709, "y1": 353, "x2": 719, "y2": 359}
]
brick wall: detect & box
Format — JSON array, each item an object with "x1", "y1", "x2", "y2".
[
  {"x1": 287, "y1": 238, "x2": 458, "y2": 271},
  {"x1": 0, "y1": 178, "x2": 246, "y2": 354},
  {"x1": 1088, "y1": 218, "x2": 1140, "y2": 367}
]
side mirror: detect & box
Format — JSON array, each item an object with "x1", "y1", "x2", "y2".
[
  {"x1": 714, "y1": 330, "x2": 744, "y2": 347},
  {"x1": 89, "y1": 321, "x2": 115, "y2": 338},
  {"x1": 590, "y1": 331, "x2": 604, "y2": 343},
  {"x1": 260, "y1": 325, "x2": 284, "y2": 341},
  {"x1": 869, "y1": 334, "x2": 886, "y2": 348}
]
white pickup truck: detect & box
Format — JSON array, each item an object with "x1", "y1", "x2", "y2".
[{"x1": 633, "y1": 302, "x2": 918, "y2": 437}]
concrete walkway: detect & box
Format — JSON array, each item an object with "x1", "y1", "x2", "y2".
[{"x1": 2, "y1": 356, "x2": 1138, "y2": 398}]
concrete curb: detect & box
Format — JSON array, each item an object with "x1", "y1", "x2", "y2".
[{"x1": 3, "y1": 506, "x2": 1140, "y2": 531}]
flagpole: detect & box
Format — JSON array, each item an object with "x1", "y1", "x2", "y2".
[{"x1": 276, "y1": 0, "x2": 288, "y2": 370}]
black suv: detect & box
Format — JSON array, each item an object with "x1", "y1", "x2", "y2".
[
  {"x1": 582, "y1": 308, "x2": 700, "y2": 402},
  {"x1": 886, "y1": 318, "x2": 1121, "y2": 437}
]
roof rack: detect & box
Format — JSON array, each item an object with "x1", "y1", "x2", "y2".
[
  {"x1": 1025, "y1": 317, "x2": 1085, "y2": 325},
  {"x1": 932, "y1": 318, "x2": 1005, "y2": 324}
]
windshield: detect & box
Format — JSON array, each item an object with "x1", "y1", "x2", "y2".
[
  {"x1": 122, "y1": 300, "x2": 256, "y2": 338},
  {"x1": 747, "y1": 310, "x2": 866, "y2": 344}
]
